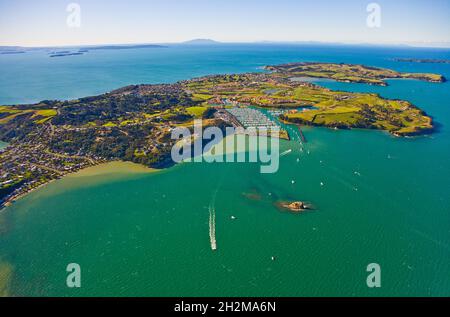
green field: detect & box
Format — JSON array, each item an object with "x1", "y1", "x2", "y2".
[
  {"x1": 186, "y1": 106, "x2": 208, "y2": 117},
  {"x1": 183, "y1": 71, "x2": 435, "y2": 136}
]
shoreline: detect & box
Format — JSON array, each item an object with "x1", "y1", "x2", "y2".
[
  {"x1": 0, "y1": 61, "x2": 444, "y2": 210},
  {"x1": 0, "y1": 160, "x2": 162, "y2": 211},
  {"x1": 69, "y1": 161, "x2": 158, "y2": 177},
  {"x1": 280, "y1": 118, "x2": 436, "y2": 138}
]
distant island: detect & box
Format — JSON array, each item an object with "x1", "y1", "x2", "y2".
[
  {"x1": 182, "y1": 39, "x2": 221, "y2": 45},
  {"x1": 79, "y1": 44, "x2": 166, "y2": 50},
  {"x1": 46, "y1": 44, "x2": 166, "y2": 57},
  {"x1": 0, "y1": 62, "x2": 444, "y2": 208},
  {"x1": 0, "y1": 51, "x2": 26, "y2": 55},
  {"x1": 0, "y1": 44, "x2": 166, "y2": 58},
  {"x1": 393, "y1": 58, "x2": 450, "y2": 64},
  {"x1": 49, "y1": 51, "x2": 84, "y2": 57}
]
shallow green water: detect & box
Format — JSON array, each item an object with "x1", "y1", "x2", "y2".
[{"x1": 1, "y1": 45, "x2": 450, "y2": 296}]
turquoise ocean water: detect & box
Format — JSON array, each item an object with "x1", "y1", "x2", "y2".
[{"x1": 0, "y1": 44, "x2": 449, "y2": 296}]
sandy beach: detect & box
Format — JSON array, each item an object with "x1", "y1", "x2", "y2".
[
  {"x1": 1, "y1": 161, "x2": 160, "y2": 210},
  {"x1": 69, "y1": 161, "x2": 158, "y2": 178}
]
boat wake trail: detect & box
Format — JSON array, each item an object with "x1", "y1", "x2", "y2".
[
  {"x1": 209, "y1": 204, "x2": 217, "y2": 251},
  {"x1": 209, "y1": 187, "x2": 219, "y2": 251}
]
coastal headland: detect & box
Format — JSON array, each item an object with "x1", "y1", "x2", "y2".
[
  {"x1": 0, "y1": 62, "x2": 444, "y2": 208},
  {"x1": 265, "y1": 62, "x2": 445, "y2": 85}
]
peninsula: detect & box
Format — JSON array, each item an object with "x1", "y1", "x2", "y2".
[
  {"x1": 0, "y1": 62, "x2": 443, "y2": 208},
  {"x1": 265, "y1": 62, "x2": 445, "y2": 86}
]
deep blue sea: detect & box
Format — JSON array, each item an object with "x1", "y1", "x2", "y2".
[{"x1": 1, "y1": 44, "x2": 449, "y2": 105}]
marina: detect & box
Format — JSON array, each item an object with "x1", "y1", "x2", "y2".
[{"x1": 225, "y1": 107, "x2": 278, "y2": 129}]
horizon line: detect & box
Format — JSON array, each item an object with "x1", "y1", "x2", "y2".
[{"x1": 2, "y1": 39, "x2": 450, "y2": 50}]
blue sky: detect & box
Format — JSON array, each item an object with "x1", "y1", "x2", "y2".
[{"x1": 0, "y1": 0, "x2": 449, "y2": 47}]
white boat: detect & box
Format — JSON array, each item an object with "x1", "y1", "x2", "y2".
[{"x1": 280, "y1": 149, "x2": 292, "y2": 157}]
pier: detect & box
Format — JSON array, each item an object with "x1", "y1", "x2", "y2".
[{"x1": 298, "y1": 127, "x2": 307, "y2": 143}]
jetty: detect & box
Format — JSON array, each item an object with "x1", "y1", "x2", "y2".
[{"x1": 298, "y1": 127, "x2": 307, "y2": 143}]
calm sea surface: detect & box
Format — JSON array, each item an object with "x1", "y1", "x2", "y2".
[{"x1": 0, "y1": 44, "x2": 449, "y2": 296}]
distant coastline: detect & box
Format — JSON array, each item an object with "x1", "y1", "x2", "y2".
[{"x1": 2, "y1": 40, "x2": 450, "y2": 51}]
